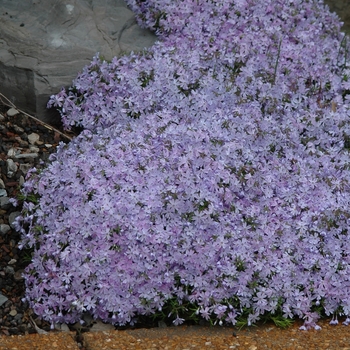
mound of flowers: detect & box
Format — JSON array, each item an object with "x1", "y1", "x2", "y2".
[{"x1": 16, "y1": 0, "x2": 350, "y2": 329}]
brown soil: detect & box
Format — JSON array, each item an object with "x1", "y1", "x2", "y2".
[
  {"x1": 2, "y1": 317, "x2": 350, "y2": 349},
  {"x1": 85, "y1": 317, "x2": 350, "y2": 350}
]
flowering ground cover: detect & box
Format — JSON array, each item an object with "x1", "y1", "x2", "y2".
[{"x1": 15, "y1": 0, "x2": 350, "y2": 330}]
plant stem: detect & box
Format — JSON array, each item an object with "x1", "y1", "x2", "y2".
[{"x1": 273, "y1": 37, "x2": 282, "y2": 85}]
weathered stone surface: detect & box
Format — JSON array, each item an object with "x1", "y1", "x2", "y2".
[{"x1": 0, "y1": 0, "x2": 157, "y2": 124}]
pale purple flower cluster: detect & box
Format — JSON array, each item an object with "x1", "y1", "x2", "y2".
[{"x1": 17, "y1": 0, "x2": 350, "y2": 329}]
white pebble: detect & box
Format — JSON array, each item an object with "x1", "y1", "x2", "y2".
[
  {"x1": 7, "y1": 108, "x2": 19, "y2": 117},
  {"x1": 7, "y1": 147, "x2": 17, "y2": 158},
  {"x1": 28, "y1": 132, "x2": 40, "y2": 145}
]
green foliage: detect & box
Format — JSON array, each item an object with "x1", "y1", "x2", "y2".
[{"x1": 17, "y1": 192, "x2": 39, "y2": 205}]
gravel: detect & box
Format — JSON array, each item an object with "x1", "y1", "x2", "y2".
[{"x1": 0, "y1": 102, "x2": 73, "y2": 336}]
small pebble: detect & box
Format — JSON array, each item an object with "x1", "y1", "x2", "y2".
[
  {"x1": 27, "y1": 133, "x2": 40, "y2": 145},
  {"x1": 29, "y1": 146, "x2": 40, "y2": 153},
  {"x1": 0, "y1": 224, "x2": 11, "y2": 235},
  {"x1": 7, "y1": 108, "x2": 19, "y2": 117},
  {"x1": 0, "y1": 197, "x2": 11, "y2": 210},
  {"x1": 4, "y1": 266, "x2": 15, "y2": 275},
  {"x1": 9, "y1": 309, "x2": 17, "y2": 317},
  {"x1": 7, "y1": 148, "x2": 17, "y2": 158},
  {"x1": 14, "y1": 136, "x2": 28, "y2": 147},
  {"x1": 15, "y1": 153, "x2": 38, "y2": 159},
  {"x1": 13, "y1": 125, "x2": 24, "y2": 133},
  {"x1": 6, "y1": 159, "x2": 18, "y2": 178},
  {"x1": 19, "y1": 175, "x2": 25, "y2": 186},
  {"x1": 14, "y1": 270, "x2": 24, "y2": 281},
  {"x1": 19, "y1": 164, "x2": 33, "y2": 175},
  {"x1": 0, "y1": 293, "x2": 8, "y2": 307},
  {"x1": 8, "y1": 211, "x2": 21, "y2": 228}
]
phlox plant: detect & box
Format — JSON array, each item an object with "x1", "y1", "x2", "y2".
[{"x1": 16, "y1": 0, "x2": 350, "y2": 330}]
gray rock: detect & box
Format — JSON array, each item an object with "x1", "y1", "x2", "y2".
[
  {"x1": 7, "y1": 147, "x2": 18, "y2": 158},
  {"x1": 54, "y1": 323, "x2": 70, "y2": 332},
  {"x1": 9, "y1": 211, "x2": 21, "y2": 229},
  {"x1": 29, "y1": 146, "x2": 40, "y2": 153},
  {"x1": 15, "y1": 137, "x2": 29, "y2": 148},
  {"x1": 0, "y1": 293, "x2": 8, "y2": 307},
  {"x1": 0, "y1": 179, "x2": 5, "y2": 189},
  {"x1": 12, "y1": 124, "x2": 25, "y2": 134},
  {"x1": 0, "y1": 197, "x2": 11, "y2": 210},
  {"x1": 14, "y1": 313, "x2": 23, "y2": 322},
  {"x1": 19, "y1": 175, "x2": 25, "y2": 186},
  {"x1": 0, "y1": 189, "x2": 7, "y2": 197},
  {"x1": 0, "y1": 0, "x2": 157, "y2": 124},
  {"x1": 4, "y1": 266, "x2": 15, "y2": 276},
  {"x1": 19, "y1": 164, "x2": 33, "y2": 175},
  {"x1": 15, "y1": 153, "x2": 39, "y2": 159},
  {"x1": 6, "y1": 159, "x2": 18, "y2": 178},
  {"x1": 0, "y1": 224, "x2": 11, "y2": 235}
]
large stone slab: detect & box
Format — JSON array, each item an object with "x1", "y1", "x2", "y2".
[{"x1": 0, "y1": 0, "x2": 157, "y2": 124}]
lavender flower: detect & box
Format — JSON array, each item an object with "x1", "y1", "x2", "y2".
[{"x1": 15, "y1": 0, "x2": 350, "y2": 328}]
